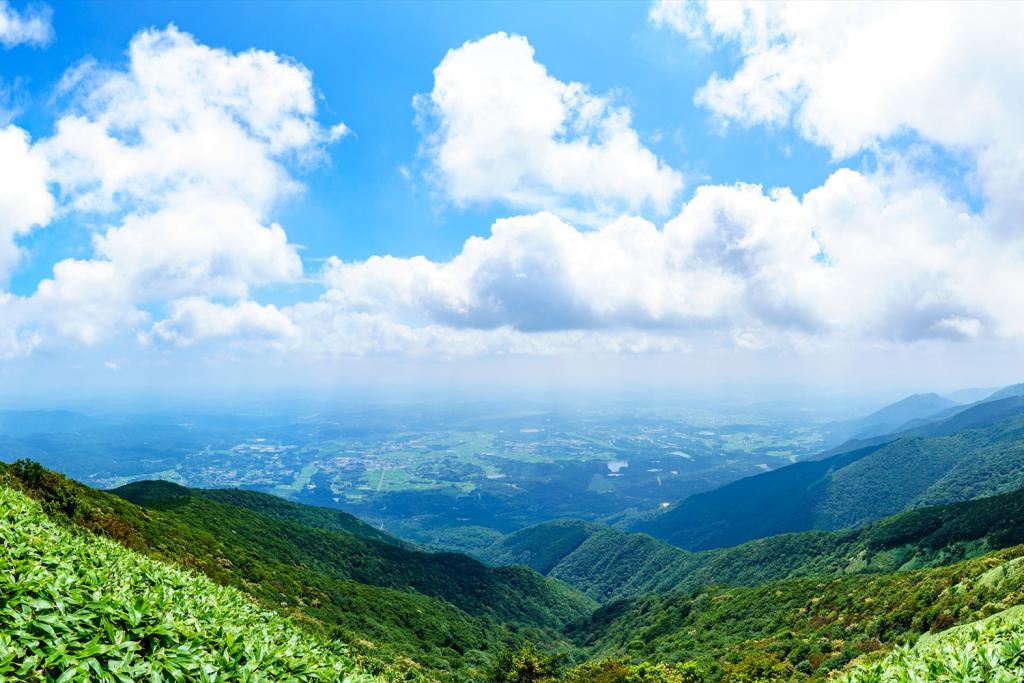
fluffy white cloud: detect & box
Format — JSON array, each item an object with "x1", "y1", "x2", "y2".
[
  {"x1": 145, "y1": 298, "x2": 298, "y2": 348},
  {"x1": 92, "y1": 198, "x2": 300, "y2": 301},
  {"x1": 3, "y1": 12, "x2": 1022, "y2": 365},
  {"x1": 0, "y1": 1, "x2": 52, "y2": 49},
  {"x1": 44, "y1": 25, "x2": 329, "y2": 212},
  {"x1": 0, "y1": 25, "x2": 335, "y2": 355},
  {"x1": 651, "y1": 1, "x2": 1024, "y2": 227},
  {"x1": 416, "y1": 32, "x2": 683, "y2": 221},
  {"x1": 0, "y1": 125, "x2": 53, "y2": 282},
  {"x1": 291, "y1": 161, "x2": 1023, "y2": 355}
]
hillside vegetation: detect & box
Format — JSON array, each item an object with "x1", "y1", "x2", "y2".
[
  {"x1": 14, "y1": 451, "x2": 1024, "y2": 682},
  {"x1": 2, "y1": 462, "x2": 593, "y2": 680},
  {"x1": 572, "y1": 542, "x2": 1024, "y2": 680},
  {"x1": 482, "y1": 483, "x2": 1024, "y2": 604},
  {"x1": 839, "y1": 606, "x2": 1024, "y2": 682},
  {"x1": 639, "y1": 408, "x2": 1024, "y2": 550},
  {"x1": 0, "y1": 484, "x2": 373, "y2": 682}
]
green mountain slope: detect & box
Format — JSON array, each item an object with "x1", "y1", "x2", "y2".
[
  {"x1": 3, "y1": 461, "x2": 594, "y2": 680},
  {"x1": 185, "y1": 484, "x2": 400, "y2": 545},
  {"x1": 635, "y1": 442, "x2": 883, "y2": 549},
  {"x1": 0, "y1": 484, "x2": 374, "y2": 682},
  {"x1": 111, "y1": 480, "x2": 594, "y2": 630},
  {"x1": 571, "y1": 542, "x2": 1024, "y2": 680},
  {"x1": 483, "y1": 484, "x2": 1024, "y2": 603},
  {"x1": 639, "y1": 410, "x2": 1024, "y2": 550},
  {"x1": 840, "y1": 605, "x2": 1024, "y2": 682},
  {"x1": 842, "y1": 392, "x2": 959, "y2": 440},
  {"x1": 482, "y1": 520, "x2": 689, "y2": 603}
]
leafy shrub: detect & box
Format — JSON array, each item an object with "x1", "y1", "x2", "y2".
[
  {"x1": 489, "y1": 643, "x2": 564, "y2": 683},
  {"x1": 721, "y1": 653, "x2": 791, "y2": 683},
  {"x1": 564, "y1": 658, "x2": 631, "y2": 683},
  {"x1": 840, "y1": 616, "x2": 1024, "y2": 682},
  {"x1": 0, "y1": 485, "x2": 375, "y2": 681}
]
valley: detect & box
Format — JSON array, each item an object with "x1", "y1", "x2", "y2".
[
  {"x1": 0, "y1": 401, "x2": 834, "y2": 547},
  {"x1": 7, "y1": 383, "x2": 1024, "y2": 681},
  {"x1": 4, "y1": 3, "x2": 1018, "y2": 680}
]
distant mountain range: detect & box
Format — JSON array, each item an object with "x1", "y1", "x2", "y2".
[
  {"x1": 636, "y1": 384, "x2": 1024, "y2": 550},
  {"x1": 820, "y1": 382, "x2": 1024, "y2": 447},
  {"x1": 8, "y1": 382, "x2": 1024, "y2": 681},
  {"x1": 480, "y1": 479, "x2": 1024, "y2": 603},
  {"x1": 830, "y1": 392, "x2": 959, "y2": 442}
]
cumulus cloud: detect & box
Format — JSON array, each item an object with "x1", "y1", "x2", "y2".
[
  {"x1": 44, "y1": 25, "x2": 331, "y2": 212},
  {"x1": 145, "y1": 298, "x2": 298, "y2": 348},
  {"x1": 416, "y1": 32, "x2": 683, "y2": 222},
  {"x1": 0, "y1": 1, "x2": 52, "y2": 49},
  {"x1": 3, "y1": 11, "x2": 1023, "y2": 365},
  {"x1": 290, "y1": 161, "x2": 1021, "y2": 355},
  {"x1": 0, "y1": 25, "x2": 340, "y2": 356},
  {"x1": 0, "y1": 125, "x2": 53, "y2": 282},
  {"x1": 651, "y1": 1, "x2": 1024, "y2": 228}
]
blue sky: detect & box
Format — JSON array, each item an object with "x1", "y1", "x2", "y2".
[
  {"x1": 6, "y1": 0, "x2": 836, "y2": 287},
  {"x1": 1, "y1": 1, "x2": 1022, "y2": 400}
]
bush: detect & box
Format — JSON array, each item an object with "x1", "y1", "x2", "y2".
[
  {"x1": 840, "y1": 617, "x2": 1024, "y2": 682},
  {"x1": 0, "y1": 485, "x2": 373, "y2": 681},
  {"x1": 722, "y1": 653, "x2": 792, "y2": 683},
  {"x1": 489, "y1": 643, "x2": 564, "y2": 683}
]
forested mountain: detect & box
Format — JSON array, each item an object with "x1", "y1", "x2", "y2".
[
  {"x1": 809, "y1": 393, "x2": 1024, "y2": 461},
  {"x1": 0, "y1": 483, "x2": 379, "y2": 682},
  {"x1": 119, "y1": 480, "x2": 400, "y2": 545},
  {"x1": 481, "y1": 483, "x2": 1024, "y2": 603},
  {"x1": 1, "y1": 461, "x2": 593, "y2": 680},
  {"x1": 832, "y1": 392, "x2": 959, "y2": 442},
  {"x1": 12, "y1": 454, "x2": 1024, "y2": 681},
  {"x1": 571, "y1": 542, "x2": 1024, "y2": 679},
  {"x1": 639, "y1": 407, "x2": 1024, "y2": 549}
]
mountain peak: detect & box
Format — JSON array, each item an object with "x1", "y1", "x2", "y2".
[{"x1": 985, "y1": 383, "x2": 1024, "y2": 402}]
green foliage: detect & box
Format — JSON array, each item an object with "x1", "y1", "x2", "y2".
[
  {"x1": 572, "y1": 541, "x2": 1024, "y2": 679},
  {"x1": 639, "y1": 413, "x2": 1024, "y2": 551},
  {"x1": 108, "y1": 479, "x2": 594, "y2": 634},
  {"x1": 3, "y1": 461, "x2": 594, "y2": 680},
  {"x1": 0, "y1": 485, "x2": 373, "y2": 682},
  {"x1": 484, "y1": 481, "x2": 1024, "y2": 606},
  {"x1": 143, "y1": 483, "x2": 400, "y2": 546},
  {"x1": 563, "y1": 659, "x2": 632, "y2": 683},
  {"x1": 626, "y1": 661, "x2": 708, "y2": 683},
  {"x1": 489, "y1": 644, "x2": 564, "y2": 683},
  {"x1": 720, "y1": 654, "x2": 791, "y2": 683},
  {"x1": 20, "y1": 452, "x2": 1024, "y2": 683},
  {"x1": 504, "y1": 655, "x2": 707, "y2": 683},
  {"x1": 839, "y1": 614, "x2": 1024, "y2": 682}
]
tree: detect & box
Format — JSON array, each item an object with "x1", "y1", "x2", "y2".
[
  {"x1": 722, "y1": 653, "x2": 792, "y2": 683},
  {"x1": 490, "y1": 643, "x2": 564, "y2": 683}
]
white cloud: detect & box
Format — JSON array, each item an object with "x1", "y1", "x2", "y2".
[
  {"x1": 3, "y1": 13, "x2": 1023, "y2": 366},
  {"x1": 653, "y1": 1, "x2": 1024, "y2": 230},
  {"x1": 290, "y1": 161, "x2": 1024, "y2": 355},
  {"x1": 0, "y1": 125, "x2": 53, "y2": 282},
  {"x1": 328, "y1": 122, "x2": 351, "y2": 142},
  {"x1": 92, "y1": 198, "x2": 301, "y2": 301},
  {"x1": 145, "y1": 298, "x2": 298, "y2": 348},
  {"x1": 44, "y1": 25, "x2": 337, "y2": 212},
  {"x1": 0, "y1": 25, "x2": 334, "y2": 355},
  {"x1": 416, "y1": 32, "x2": 683, "y2": 222},
  {"x1": 0, "y1": 1, "x2": 52, "y2": 49}
]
